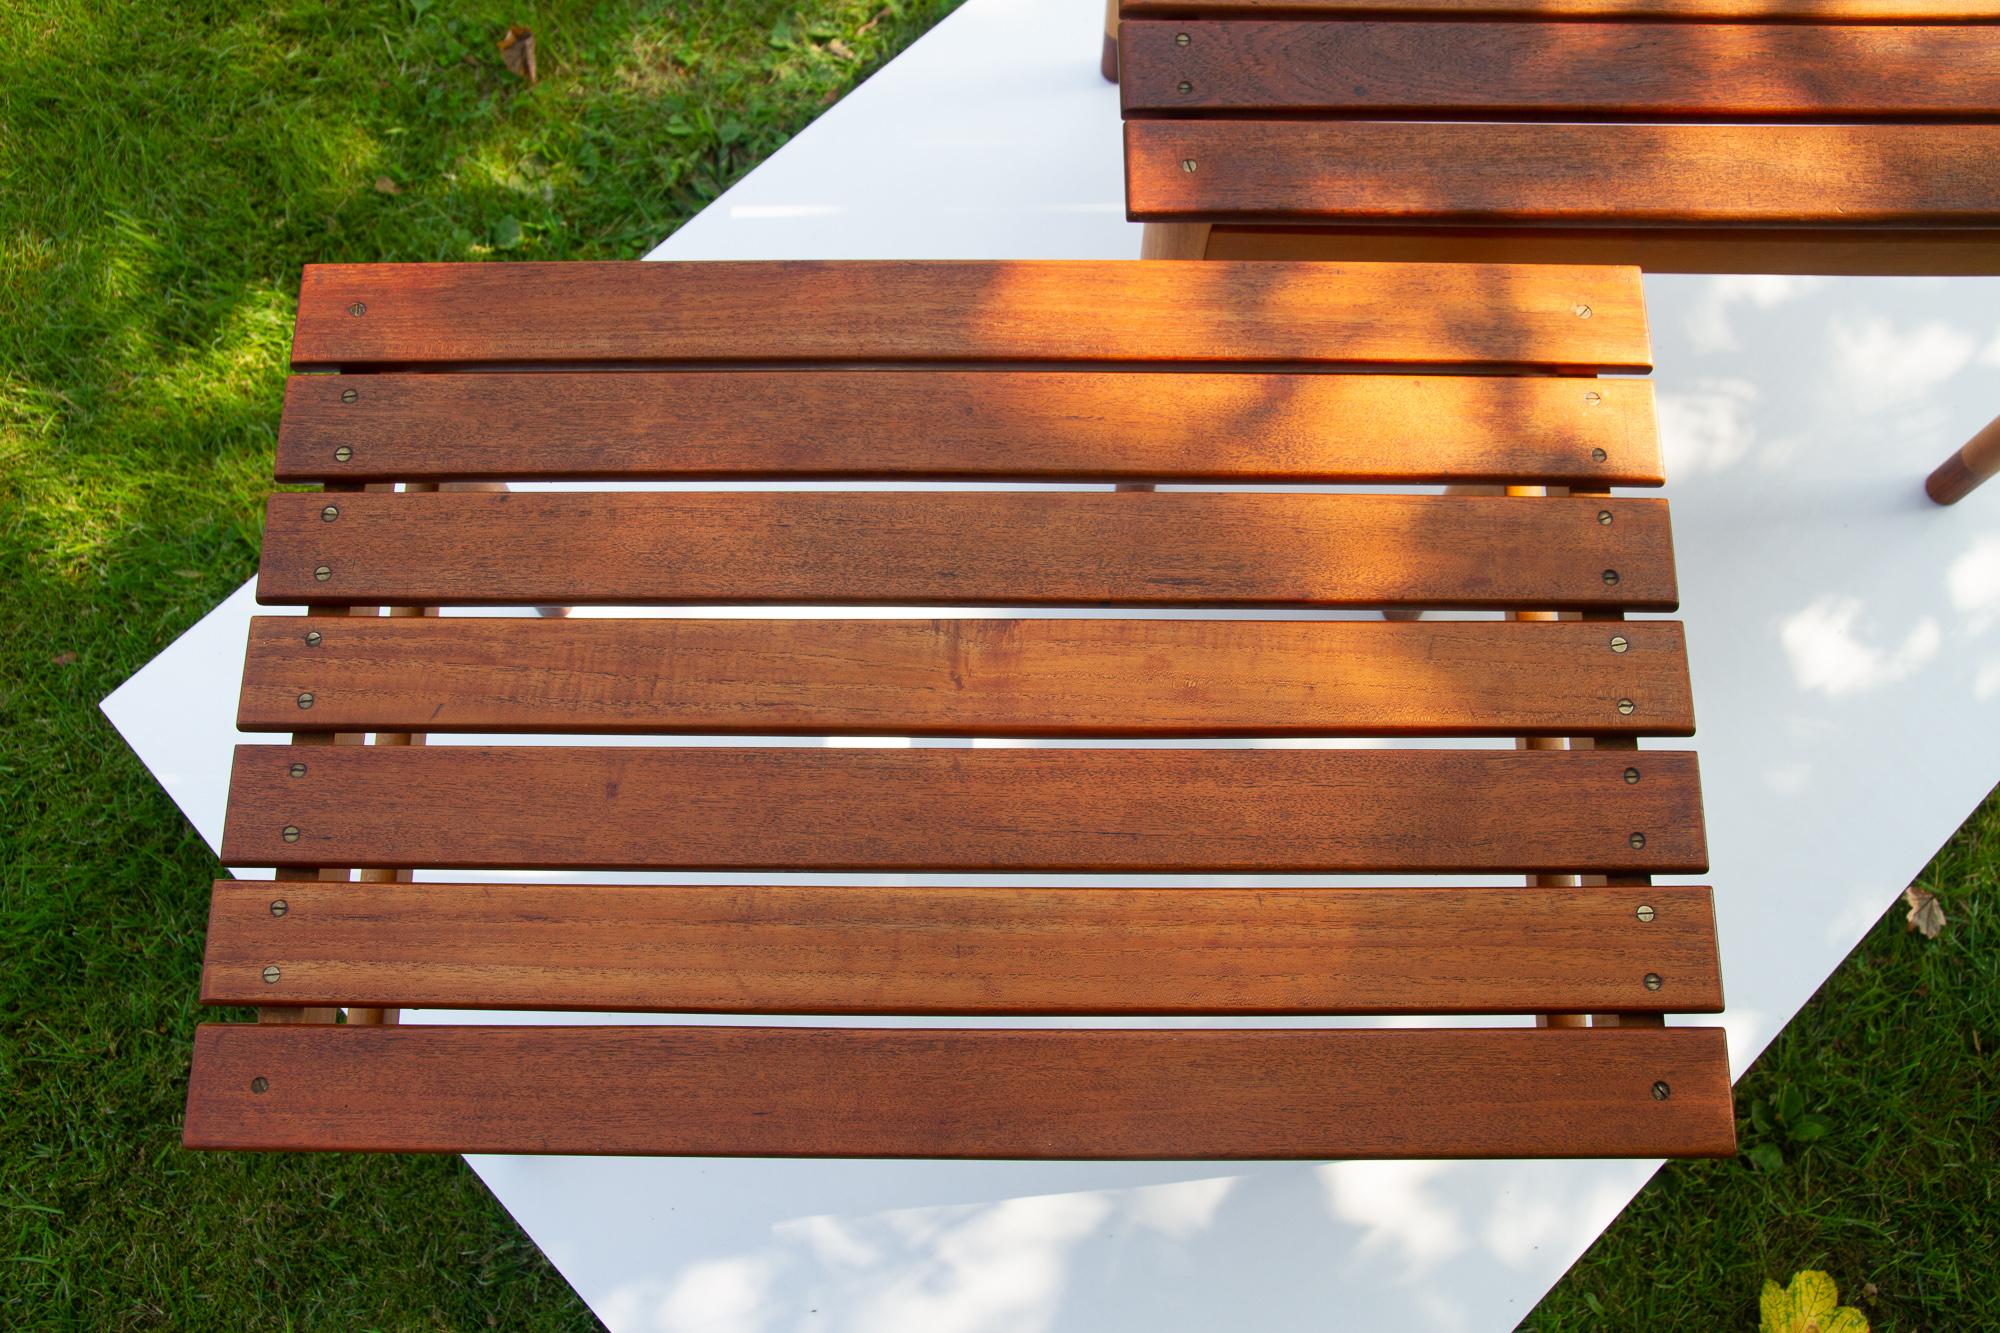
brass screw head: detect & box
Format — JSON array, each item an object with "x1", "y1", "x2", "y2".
[
  {"x1": 1177, "y1": 80, "x2": 1192, "y2": 93},
  {"x1": 340, "y1": 387, "x2": 358, "y2": 404},
  {"x1": 304, "y1": 630, "x2": 322, "y2": 647},
  {"x1": 1643, "y1": 972, "x2": 1663, "y2": 991},
  {"x1": 1617, "y1": 698, "x2": 1635, "y2": 715},
  {"x1": 1628, "y1": 831, "x2": 1647, "y2": 850},
  {"x1": 262, "y1": 965, "x2": 282, "y2": 984},
  {"x1": 281, "y1": 825, "x2": 301, "y2": 843},
  {"x1": 1602, "y1": 568, "x2": 1621, "y2": 586},
  {"x1": 296, "y1": 692, "x2": 315, "y2": 710},
  {"x1": 1598, "y1": 509, "x2": 1614, "y2": 526},
  {"x1": 288, "y1": 762, "x2": 307, "y2": 778},
  {"x1": 1635, "y1": 903, "x2": 1655, "y2": 922},
  {"x1": 1590, "y1": 448, "x2": 1609, "y2": 463},
  {"x1": 251, "y1": 1076, "x2": 269, "y2": 1094},
  {"x1": 1610, "y1": 634, "x2": 1630, "y2": 653},
  {"x1": 1624, "y1": 766, "x2": 1641, "y2": 785},
  {"x1": 320, "y1": 505, "x2": 340, "y2": 523},
  {"x1": 314, "y1": 565, "x2": 332, "y2": 582},
  {"x1": 1175, "y1": 31, "x2": 1190, "y2": 45},
  {"x1": 333, "y1": 446, "x2": 353, "y2": 462},
  {"x1": 1573, "y1": 304, "x2": 1593, "y2": 319},
  {"x1": 348, "y1": 301, "x2": 366, "y2": 317},
  {"x1": 1651, "y1": 1080, "x2": 1671, "y2": 1101},
  {"x1": 270, "y1": 899, "x2": 289, "y2": 918},
  {"x1": 1584, "y1": 390, "x2": 1602, "y2": 405},
  {"x1": 1180, "y1": 159, "x2": 1198, "y2": 173}
]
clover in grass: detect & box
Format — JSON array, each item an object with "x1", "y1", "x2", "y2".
[
  {"x1": 1760, "y1": 1270, "x2": 1868, "y2": 1333},
  {"x1": 1744, "y1": 1083, "x2": 1833, "y2": 1172}
]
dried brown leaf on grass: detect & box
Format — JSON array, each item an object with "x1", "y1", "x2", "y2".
[
  {"x1": 373, "y1": 176, "x2": 400, "y2": 195},
  {"x1": 499, "y1": 26, "x2": 536, "y2": 84},
  {"x1": 1903, "y1": 884, "x2": 1946, "y2": 939}
]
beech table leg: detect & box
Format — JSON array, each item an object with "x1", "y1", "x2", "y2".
[{"x1": 1926, "y1": 411, "x2": 2000, "y2": 504}]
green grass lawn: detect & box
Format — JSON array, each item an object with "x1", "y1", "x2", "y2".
[{"x1": 1, "y1": 2, "x2": 1993, "y2": 1328}]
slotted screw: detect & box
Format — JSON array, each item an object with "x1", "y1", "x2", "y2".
[
  {"x1": 304, "y1": 630, "x2": 322, "y2": 647},
  {"x1": 1178, "y1": 80, "x2": 1192, "y2": 94},
  {"x1": 281, "y1": 825, "x2": 300, "y2": 843},
  {"x1": 1624, "y1": 767, "x2": 1641, "y2": 785},
  {"x1": 320, "y1": 505, "x2": 340, "y2": 523},
  {"x1": 1584, "y1": 390, "x2": 1602, "y2": 405},
  {"x1": 270, "y1": 899, "x2": 289, "y2": 918},
  {"x1": 288, "y1": 762, "x2": 307, "y2": 778},
  {"x1": 1590, "y1": 448, "x2": 1609, "y2": 463},
  {"x1": 1180, "y1": 159, "x2": 1199, "y2": 173},
  {"x1": 1617, "y1": 698, "x2": 1636, "y2": 716},
  {"x1": 313, "y1": 566, "x2": 332, "y2": 582},
  {"x1": 340, "y1": 388, "x2": 358, "y2": 404},
  {"x1": 1643, "y1": 972, "x2": 1663, "y2": 991},
  {"x1": 262, "y1": 965, "x2": 282, "y2": 984},
  {"x1": 333, "y1": 446, "x2": 353, "y2": 462},
  {"x1": 251, "y1": 1077, "x2": 269, "y2": 1094},
  {"x1": 1598, "y1": 510, "x2": 1614, "y2": 526},
  {"x1": 1175, "y1": 31, "x2": 1190, "y2": 45},
  {"x1": 296, "y1": 692, "x2": 315, "y2": 710},
  {"x1": 1602, "y1": 569, "x2": 1621, "y2": 586},
  {"x1": 1573, "y1": 304, "x2": 1593, "y2": 319},
  {"x1": 1651, "y1": 1081, "x2": 1671, "y2": 1101},
  {"x1": 348, "y1": 301, "x2": 366, "y2": 317},
  {"x1": 1629, "y1": 831, "x2": 1647, "y2": 850},
  {"x1": 1610, "y1": 634, "x2": 1630, "y2": 653},
  {"x1": 1635, "y1": 904, "x2": 1655, "y2": 923}
]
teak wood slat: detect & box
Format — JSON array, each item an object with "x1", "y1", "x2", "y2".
[
  {"x1": 1122, "y1": 21, "x2": 2000, "y2": 118},
  {"x1": 276, "y1": 369, "x2": 1662, "y2": 486},
  {"x1": 1119, "y1": 0, "x2": 2000, "y2": 17},
  {"x1": 1127, "y1": 121, "x2": 2000, "y2": 226},
  {"x1": 184, "y1": 1024, "x2": 1736, "y2": 1158},
  {"x1": 221, "y1": 744, "x2": 1706, "y2": 873},
  {"x1": 290, "y1": 261, "x2": 1650, "y2": 371},
  {"x1": 203, "y1": 881, "x2": 1724, "y2": 1014},
  {"x1": 240, "y1": 615, "x2": 1695, "y2": 737},
  {"x1": 259, "y1": 490, "x2": 1677, "y2": 610}
]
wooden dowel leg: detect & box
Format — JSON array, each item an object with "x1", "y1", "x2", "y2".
[
  {"x1": 1926, "y1": 411, "x2": 2000, "y2": 504},
  {"x1": 1101, "y1": 0, "x2": 1120, "y2": 82},
  {"x1": 1140, "y1": 223, "x2": 1212, "y2": 260}
]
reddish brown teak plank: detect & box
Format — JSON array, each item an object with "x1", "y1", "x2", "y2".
[
  {"x1": 258, "y1": 491, "x2": 1677, "y2": 610},
  {"x1": 1127, "y1": 121, "x2": 2000, "y2": 225},
  {"x1": 1119, "y1": 0, "x2": 2000, "y2": 19},
  {"x1": 183, "y1": 1024, "x2": 1736, "y2": 1158},
  {"x1": 221, "y1": 744, "x2": 1706, "y2": 873},
  {"x1": 275, "y1": 369, "x2": 1661, "y2": 485},
  {"x1": 241, "y1": 615, "x2": 1694, "y2": 738},
  {"x1": 1122, "y1": 21, "x2": 2000, "y2": 117},
  {"x1": 203, "y1": 881, "x2": 1723, "y2": 1014},
  {"x1": 289, "y1": 261, "x2": 1650, "y2": 371}
]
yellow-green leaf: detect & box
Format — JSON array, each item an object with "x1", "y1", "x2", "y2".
[{"x1": 1759, "y1": 1271, "x2": 1869, "y2": 1333}]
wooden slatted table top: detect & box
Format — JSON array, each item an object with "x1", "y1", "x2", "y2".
[
  {"x1": 183, "y1": 259, "x2": 1731, "y2": 1162},
  {"x1": 1118, "y1": 2, "x2": 2000, "y2": 272}
]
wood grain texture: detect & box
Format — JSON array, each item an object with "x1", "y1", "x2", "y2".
[
  {"x1": 182, "y1": 1023, "x2": 1737, "y2": 1157},
  {"x1": 257, "y1": 490, "x2": 1677, "y2": 610},
  {"x1": 289, "y1": 261, "x2": 1650, "y2": 371},
  {"x1": 1200, "y1": 223, "x2": 2000, "y2": 275},
  {"x1": 1122, "y1": 21, "x2": 2000, "y2": 117},
  {"x1": 274, "y1": 369, "x2": 1661, "y2": 485},
  {"x1": 220, "y1": 744, "x2": 1706, "y2": 873},
  {"x1": 202, "y1": 881, "x2": 1724, "y2": 1014},
  {"x1": 240, "y1": 615, "x2": 1695, "y2": 737},
  {"x1": 1127, "y1": 120, "x2": 2000, "y2": 225},
  {"x1": 1119, "y1": 0, "x2": 2000, "y2": 19}
]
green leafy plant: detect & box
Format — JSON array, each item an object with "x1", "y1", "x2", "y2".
[
  {"x1": 1744, "y1": 1083, "x2": 1833, "y2": 1173},
  {"x1": 1760, "y1": 1270, "x2": 1869, "y2": 1333}
]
